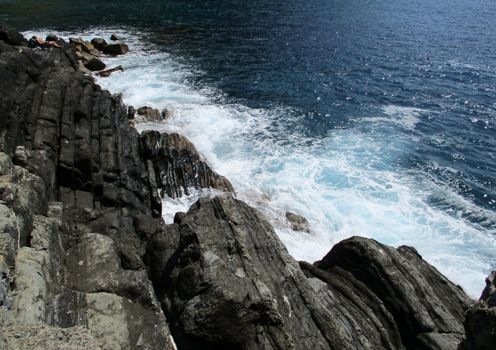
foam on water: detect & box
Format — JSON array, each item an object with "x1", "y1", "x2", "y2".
[{"x1": 27, "y1": 29, "x2": 496, "y2": 298}]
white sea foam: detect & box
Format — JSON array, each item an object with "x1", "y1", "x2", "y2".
[
  {"x1": 26, "y1": 28, "x2": 496, "y2": 298},
  {"x1": 354, "y1": 105, "x2": 427, "y2": 130}
]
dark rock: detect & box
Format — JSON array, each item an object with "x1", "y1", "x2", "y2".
[
  {"x1": 173, "y1": 211, "x2": 186, "y2": 223},
  {"x1": 147, "y1": 195, "x2": 406, "y2": 349},
  {"x1": 140, "y1": 130, "x2": 234, "y2": 198},
  {"x1": 96, "y1": 65, "x2": 124, "y2": 77},
  {"x1": 316, "y1": 237, "x2": 471, "y2": 349},
  {"x1": 0, "y1": 34, "x2": 175, "y2": 349},
  {"x1": 102, "y1": 43, "x2": 129, "y2": 55},
  {"x1": 0, "y1": 26, "x2": 27, "y2": 46},
  {"x1": 459, "y1": 271, "x2": 496, "y2": 350},
  {"x1": 13, "y1": 146, "x2": 29, "y2": 166},
  {"x1": 84, "y1": 58, "x2": 106, "y2": 71},
  {"x1": 45, "y1": 34, "x2": 58, "y2": 42},
  {"x1": 161, "y1": 108, "x2": 171, "y2": 119},
  {"x1": 127, "y1": 106, "x2": 136, "y2": 119},
  {"x1": 110, "y1": 34, "x2": 120, "y2": 41},
  {"x1": 90, "y1": 37, "x2": 107, "y2": 51},
  {"x1": 480, "y1": 271, "x2": 496, "y2": 306},
  {"x1": 286, "y1": 211, "x2": 310, "y2": 232},
  {"x1": 0, "y1": 27, "x2": 479, "y2": 350},
  {"x1": 137, "y1": 106, "x2": 162, "y2": 121},
  {"x1": 69, "y1": 37, "x2": 95, "y2": 54}
]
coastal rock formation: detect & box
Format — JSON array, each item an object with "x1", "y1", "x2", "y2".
[
  {"x1": 136, "y1": 106, "x2": 164, "y2": 122},
  {"x1": 0, "y1": 27, "x2": 480, "y2": 350},
  {"x1": 285, "y1": 211, "x2": 310, "y2": 232},
  {"x1": 0, "y1": 30, "x2": 180, "y2": 349},
  {"x1": 140, "y1": 130, "x2": 234, "y2": 198},
  {"x1": 145, "y1": 195, "x2": 471, "y2": 350},
  {"x1": 459, "y1": 271, "x2": 496, "y2": 349},
  {"x1": 315, "y1": 237, "x2": 471, "y2": 349}
]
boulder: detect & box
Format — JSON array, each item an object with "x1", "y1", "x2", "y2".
[
  {"x1": 316, "y1": 237, "x2": 472, "y2": 349},
  {"x1": 84, "y1": 58, "x2": 106, "y2": 71},
  {"x1": 45, "y1": 34, "x2": 58, "y2": 42},
  {"x1": 146, "y1": 195, "x2": 470, "y2": 350},
  {"x1": 69, "y1": 37, "x2": 94, "y2": 54},
  {"x1": 90, "y1": 37, "x2": 107, "y2": 51},
  {"x1": 110, "y1": 33, "x2": 120, "y2": 41},
  {"x1": 286, "y1": 211, "x2": 310, "y2": 232},
  {"x1": 136, "y1": 106, "x2": 162, "y2": 121},
  {"x1": 102, "y1": 43, "x2": 129, "y2": 55}
]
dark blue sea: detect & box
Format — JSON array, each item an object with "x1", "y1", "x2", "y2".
[{"x1": 2, "y1": 0, "x2": 496, "y2": 297}]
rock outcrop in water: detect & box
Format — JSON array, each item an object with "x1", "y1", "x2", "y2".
[{"x1": 0, "y1": 27, "x2": 484, "y2": 350}]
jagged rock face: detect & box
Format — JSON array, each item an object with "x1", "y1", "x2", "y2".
[
  {"x1": 0, "y1": 31, "x2": 176, "y2": 349},
  {"x1": 146, "y1": 195, "x2": 469, "y2": 350},
  {"x1": 315, "y1": 238, "x2": 472, "y2": 349},
  {"x1": 141, "y1": 130, "x2": 234, "y2": 198}
]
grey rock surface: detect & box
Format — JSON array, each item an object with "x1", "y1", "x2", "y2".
[
  {"x1": 146, "y1": 195, "x2": 470, "y2": 350},
  {"x1": 0, "y1": 29, "x2": 177, "y2": 349}
]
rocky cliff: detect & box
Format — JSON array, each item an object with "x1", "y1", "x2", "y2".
[{"x1": 0, "y1": 26, "x2": 491, "y2": 350}]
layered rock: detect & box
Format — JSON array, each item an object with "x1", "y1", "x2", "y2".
[
  {"x1": 314, "y1": 237, "x2": 471, "y2": 349},
  {"x1": 146, "y1": 195, "x2": 471, "y2": 350},
  {"x1": 141, "y1": 130, "x2": 234, "y2": 198},
  {"x1": 0, "y1": 29, "x2": 177, "y2": 349}
]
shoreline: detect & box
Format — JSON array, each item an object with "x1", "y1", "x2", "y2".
[
  {"x1": 20, "y1": 27, "x2": 493, "y2": 298},
  {"x1": 0, "y1": 27, "x2": 493, "y2": 349}
]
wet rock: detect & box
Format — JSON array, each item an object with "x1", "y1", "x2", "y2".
[
  {"x1": 84, "y1": 58, "x2": 106, "y2": 71},
  {"x1": 90, "y1": 37, "x2": 107, "y2": 51},
  {"x1": 480, "y1": 271, "x2": 496, "y2": 306},
  {"x1": 69, "y1": 37, "x2": 95, "y2": 54},
  {"x1": 102, "y1": 43, "x2": 128, "y2": 55},
  {"x1": 45, "y1": 34, "x2": 58, "y2": 42},
  {"x1": 96, "y1": 65, "x2": 124, "y2": 77},
  {"x1": 136, "y1": 106, "x2": 162, "y2": 121},
  {"x1": 162, "y1": 108, "x2": 171, "y2": 119},
  {"x1": 0, "y1": 27, "x2": 478, "y2": 350},
  {"x1": 110, "y1": 34, "x2": 120, "y2": 41},
  {"x1": 286, "y1": 211, "x2": 310, "y2": 232},
  {"x1": 127, "y1": 106, "x2": 136, "y2": 119}
]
